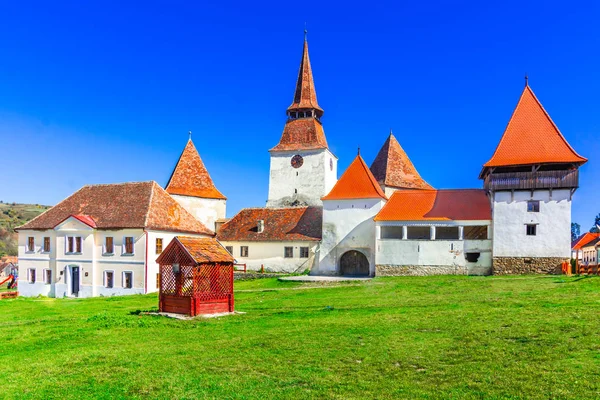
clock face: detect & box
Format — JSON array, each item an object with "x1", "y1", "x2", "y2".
[{"x1": 291, "y1": 154, "x2": 304, "y2": 169}]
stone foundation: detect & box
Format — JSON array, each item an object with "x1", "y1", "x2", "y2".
[
  {"x1": 376, "y1": 265, "x2": 468, "y2": 276},
  {"x1": 492, "y1": 257, "x2": 567, "y2": 275},
  {"x1": 233, "y1": 272, "x2": 286, "y2": 281}
]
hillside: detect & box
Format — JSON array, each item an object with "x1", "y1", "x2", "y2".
[{"x1": 0, "y1": 202, "x2": 51, "y2": 256}]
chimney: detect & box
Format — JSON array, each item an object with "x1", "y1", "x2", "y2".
[{"x1": 257, "y1": 220, "x2": 265, "y2": 233}]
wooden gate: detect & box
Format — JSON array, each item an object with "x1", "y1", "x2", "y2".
[{"x1": 340, "y1": 250, "x2": 369, "y2": 276}]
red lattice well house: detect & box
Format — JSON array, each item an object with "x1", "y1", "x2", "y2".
[{"x1": 157, "y1": 236, "x2": 234, "y2": 316}]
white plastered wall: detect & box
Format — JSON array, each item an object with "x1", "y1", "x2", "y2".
[
  {"x1": 315, "y1": 198, "x2": 385, "y2": 276},
  {"x1": 267, "y1": 148, "x2": 337, "y2": 208},
  {"x1": 217, "y1": 240, "x2": 318, "y2": 273},
  {"x1": 492, "y1": 189, "x2": 571, "y2": 258},
  {"x1": 170, "y1": 194, "x2": 225, "y2": 233}
]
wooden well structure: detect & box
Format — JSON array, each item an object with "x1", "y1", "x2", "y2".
[{"x1": 157, "y1": 236, "x2": 234, "y2": 316}]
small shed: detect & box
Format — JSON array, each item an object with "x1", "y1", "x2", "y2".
[{"x1": 156, "y1": 236, "x2": 235, "y2": 316}]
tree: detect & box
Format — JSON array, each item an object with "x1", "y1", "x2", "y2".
[
  {"x1": 572, "y1": 222, "x2": 581, "y2": 242},
  {"x1": 590, "y1": 214, "x2": 600, "y2": 233}
]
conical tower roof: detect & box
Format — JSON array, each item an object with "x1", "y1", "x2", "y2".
[
  {"x1": 370, "y1": 132, "x2": 433, "y2": 190},
  {"x1": 483, "y1": 84, "x2": 587, "y2": 168},
  {"x1": 322, "y1": 154, "x2": 386, "y2": 200},
  {"x1": 166, "y1": 139, "x2": 226, "y2": 200}
]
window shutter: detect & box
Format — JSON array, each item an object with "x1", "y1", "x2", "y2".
[{"x1": 122, "y1": 237, "x2": 125, "y2": 255}]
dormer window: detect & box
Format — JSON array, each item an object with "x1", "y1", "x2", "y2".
[{"x1": 257, "y1": 220, "x2": 265, "y2": 233}]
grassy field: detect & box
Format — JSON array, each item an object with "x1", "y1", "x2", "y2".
[{"x1": 1, "y1": 275, "x2": 600, "y2": 399}]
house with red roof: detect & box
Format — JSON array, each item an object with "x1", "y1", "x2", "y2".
[{"x1": 16, "y1": 181, "x2": 213, "y2": 298}]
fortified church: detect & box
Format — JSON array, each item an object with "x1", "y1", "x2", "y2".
[{"x1": 16, "y1": 35, "x2": 587, "y2": 297}]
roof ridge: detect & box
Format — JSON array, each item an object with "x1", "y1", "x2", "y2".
[
  {"x1": 144, "y1": 182, "x2": 157, "y2": 228},
  {"x1": 357, "y1": 155, "x2": 387, "y2": 199}
]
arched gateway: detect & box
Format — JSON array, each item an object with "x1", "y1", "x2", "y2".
[{"x1": 340, "y1": 250, "x2": 369, "y2": 276}]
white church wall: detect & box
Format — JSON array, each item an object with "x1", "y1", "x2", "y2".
[
  {"x1": 170, "y1": 194, "x2": 225, "y2": 233},
  {"x1": 492, "y1": 189, "x2": 571, "y2": 258},
  {"x1": 267, "y1": 148, "x2": 337, "y2": 208},
  {"x1": 218, "y1": 240, "x2": 318, "y2": 273},
  {"x1": 315, "y1": 198, "x2": 385, "y2": 276}
]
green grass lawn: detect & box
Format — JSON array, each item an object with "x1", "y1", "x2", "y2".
[{"x1": 1, "y1": 275, "x2": 600, "y2": 399}]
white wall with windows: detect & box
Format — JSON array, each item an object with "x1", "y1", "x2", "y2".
[
  {"x1": 170, "y1": 195, "x2": 225, "y2": 234},
  {"x1": 375, "y1": 221, "x2": 492, "y2": 275},
  {"x1": 217, "y1": 240, "x2": 318, "y2": 273},
  {"x1": 492, "y1": 189, "x2": 571, "y2": 258}
]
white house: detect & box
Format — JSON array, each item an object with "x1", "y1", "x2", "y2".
[
  {"x1": 479, "y1": 83, "x2": 587, "y2": 274},
  {"x1": 580, "y1": 238, "x2": 600, "y2": 266},
  {"x1": 217, "y1": 207, "x2": 321, "y2": 273},
  {"x1": 16, "y1": 181, "x2": 213, "y2": 298},
  {"x1": 165, "y1": 138, "x2": 227, "y2": 232}
]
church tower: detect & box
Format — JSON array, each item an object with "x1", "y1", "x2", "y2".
[
  {"x1": 480, "y1": 82, "x2": 587, "y2": 274},
  {"x1": 266, "y1": 35, "x2": 337, "y2": 208}
]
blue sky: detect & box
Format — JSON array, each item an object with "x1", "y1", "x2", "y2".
[{"x1": 1, "y1": 1, "x2": 598, "y2": 229}]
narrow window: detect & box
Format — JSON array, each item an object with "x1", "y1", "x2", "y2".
[
  {"x1": 527, "y1": 200, "x2": 540, "y2": 212},
  {"x1": 28, "y1": 268, "x2": 36, "y2": 283},
  {"x1": 156, "y1": 273, "x2": 160, "y2": 289},
  {"x1": 27, "y1": 237, "x2": 34, "y2": 252},
  {"x1": 284, "y1": 246, "x2": 293, "y2": 258},
  {"x1": 67, "y1": 236, "x2": 74, "y2": 253},
  {"x1": 156, "y1": 238, "x2": 163, "y2": 254},
  {"x1": 44, "y1": 269, "x2": 52, "y2": 284},
  {"x1": 123, "y1": 271, "x2": 133, "y2": 289},
  {"x1": 225, "y1": 246, "x2": 233, "y2": 254},
  {"x1": 43, "y1": 237, "x2": 50, "y2": 252},
  {"x1": 105, "y1": 237, "x2": 114, "y2": 254},
  {"x1": 105, "y1": 271, "x2": 114, "y2": 288},
  {"x1": 124, "y1": 237, "x2": 134, "y2": 255},
  {"x1": 526, "y1": 224, "x2": 537, "y2": 236},
  {"x1": 300, "y1": 247, "x2": 309, "y2": 258},
  {"x1": 75, "y1": 237, "x2": 82, "y2": 253},
  {"x1": 240, "y1": 246, "x2": 249, "y2": 257}
]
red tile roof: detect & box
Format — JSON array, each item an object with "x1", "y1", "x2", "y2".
[
  {"x1": 17, "y1": 181, "x2": 213, "y2": 235},
  {"x1": 270, "y1": 118, "x2": 329, "y2": 152},
  {"x1": 217, "y1": 207, "x2": 322, "y2": 242},
  {"x1": 165, "y1": 139, "x2": 226, "y2": 200},
  {"x1": 177, "y1": 236, "x2": 234, "y2": 263},
  {"x1": 70, "y1": 214, "x2": 97, "y2": 228},
  {"x1": 370, "y1": 132, "x2": 433, "y2": 190},
  {"x1": 322, "y1": 155, "x2": 387, "y2": 201},
  {"x1": 483, "y1": 84, "x2": 587, "y2": 168},
  {"x1": 572, "y1": 232, "x2": 600, "y2": 250},
  {"x1": 287, "y1": 38, "x2": 323, "y2": 115},
  {"x1": 374, "y1": 189, "x2": 491, "y2": 221}
]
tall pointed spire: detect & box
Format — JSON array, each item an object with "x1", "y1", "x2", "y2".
[
  {"x1": 370, "y1": 132, "x2": 433, "y2": 191},
  {"x1": 271, "y1": 35, "x2": 329, "y2": 152},
  {"x1": 286, "y1": 35, "x2": 324, "y2": 118}
]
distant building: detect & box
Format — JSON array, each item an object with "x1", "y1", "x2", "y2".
[
  {"x1": 571, "y1": 232, "x2": 600, "y2": 262},
  {"x1": 580, "y1": 237, "x2": 600, "y2": 266},
  {"x1": 16, "y1": 182, "x2": 212, "y2": 298}
]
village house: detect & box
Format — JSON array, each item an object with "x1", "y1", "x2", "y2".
[
  {"x1": 571, "y1": 232, "x2": 600, "y2": 263},
  {"x1": 580, "y1": 237, "x2": 600, "y2": 266},
  {"x1": 0, "y1": 255, "x2": 17, "y2": 277},
  {"x1": 16, "y1": 181, "x2": 213, "y2": 297}
]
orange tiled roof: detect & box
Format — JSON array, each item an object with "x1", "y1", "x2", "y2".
[
  {"x1": 165, "y1": 140, "x2": 226, "y2": 200},
  {"x1": 483, "y1": 84, "x2": 587, "y2": 168},
  {"x1": 370, "y1": 132, "x2": 433, "y2": 190},
  {"x1": 176, "y1": 236, "x2": 234, "y2": 263},
  {"x1": 217, "y1": 207, "x2": 322, "y2": 242},
  {"x1": 16, "y1": 181, "x2": 213, "y2": 235},
  {"x1": 270, "y1": 118, "x2": 329, "y2": 152},
  {"x1": 287, "y1": 38, "x2": 323, "y2": 114},
  {"x1": 572, "y1": 232, "x2": 600, "y2": 250},
  {"x1": 374, "y1": 189, "x2": 491, "y2": 221},
  {"x1": 322, "y1": 155, "x2": 387, "y2": 201}
]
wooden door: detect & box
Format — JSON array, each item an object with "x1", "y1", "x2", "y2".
[
  {"x1": 340, "y1": 251, "x2": 369, "y2": 276},
  {"x1": 71, "y1": 267, "x2": 80, "y2": 296}
]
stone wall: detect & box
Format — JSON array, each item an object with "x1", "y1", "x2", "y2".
[
  {"x1": 376, "y1": 265, "x2": 468, "y2": 276},
  {"x1": 233, "y1": 272, "x2": 286, "y2": 281},
  {"x1": 492, "y1": 257, "x2": 567, "y2": 275}
]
